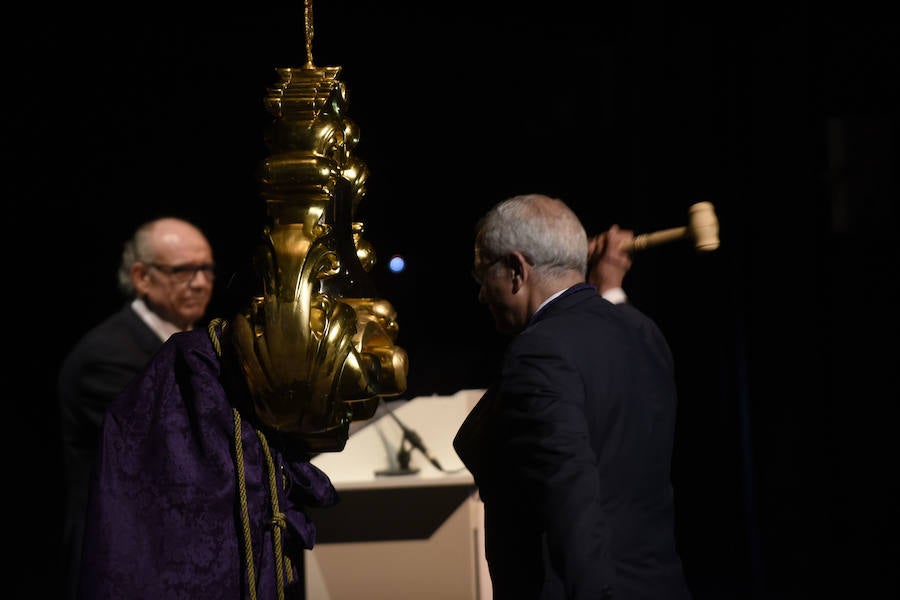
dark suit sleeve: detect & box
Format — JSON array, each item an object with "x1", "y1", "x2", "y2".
[
  {"x1": 75, "y1": 357, "x2": 150, "y2": 436},
  {"x1": 59, "y1": 312, "x2": 162, "y2": 480},
  {"x1": 497, "y1": 332, "x2": 613, "y2": 598}
]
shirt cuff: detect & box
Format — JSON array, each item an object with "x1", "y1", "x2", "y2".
[{"x1": 600, "y1": 286, "x2": 627, "y2": 305}]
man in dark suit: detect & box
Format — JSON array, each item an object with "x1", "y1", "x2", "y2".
[
  {"x1": 58, "y1": 217, "x2": 215, "y2": 600},
  {"x1": 454, "y1": 194, "x2": 692, "y2": 599}
]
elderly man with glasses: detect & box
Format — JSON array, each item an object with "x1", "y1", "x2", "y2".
[{"x1": 57, "y1": 216, "x2": 215, "y2": 600}]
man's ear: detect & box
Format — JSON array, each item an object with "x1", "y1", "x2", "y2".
[
  {"x1": 131, "y1": 262, "x2": 150, "y2": 295},
  {"x1": 508, "y1": 252, "x2": 529, "y2": 289}
]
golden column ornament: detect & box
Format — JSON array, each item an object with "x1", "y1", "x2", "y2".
[{"x1": 228, "y1": 1, "x2": 408, "y2": 453}]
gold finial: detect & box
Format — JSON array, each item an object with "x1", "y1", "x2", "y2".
[{"x1": 304, "y1": 0, "x2": 315, "y2": 69}]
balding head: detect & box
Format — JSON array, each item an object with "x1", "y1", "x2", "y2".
[{"x1": 120, "y1": 217, "x2": 214, "y2": 330}]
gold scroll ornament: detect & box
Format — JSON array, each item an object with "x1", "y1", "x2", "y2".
[{"x1": 229, "y1": 7, "x2": 408, "y2": 453}]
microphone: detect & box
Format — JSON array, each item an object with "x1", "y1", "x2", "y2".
[{"x1": 385, "y1": 405, "x2": 444, "y2": 471}]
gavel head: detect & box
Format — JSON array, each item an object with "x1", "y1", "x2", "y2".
[{"x1": 688, "y1": 201, "x2": 720, "y2": 251}]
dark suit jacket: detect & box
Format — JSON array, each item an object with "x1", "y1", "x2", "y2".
[
  {"x1": 454, "y1": 285, "x2": 692, "y2": 600},
  {"x1": 58, "y1": 303, "x2": 163, "y2": 599}
]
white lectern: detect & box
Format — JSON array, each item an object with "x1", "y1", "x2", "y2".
[{"x1": 304, "y1": 389, "x2": 492, "y2": 600}]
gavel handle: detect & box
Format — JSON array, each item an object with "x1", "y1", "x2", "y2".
[{"x1": 621, "y1": 226, "x2": 688, "y2": 252}]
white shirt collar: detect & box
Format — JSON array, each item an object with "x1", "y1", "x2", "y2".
[
  {"x1": 533, "y1": 287, "x2": 569, "y2": 317},
  {"x1": 131, "y1": 298, "x2": 184, "y2": 342}
]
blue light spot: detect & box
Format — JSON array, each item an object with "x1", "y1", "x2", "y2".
[{"x1": 389, "y1": 255, "x2": 406, "y2": 273}]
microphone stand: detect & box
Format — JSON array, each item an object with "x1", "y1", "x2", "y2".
[{"x1": 375, "y1": 401, "x2": 444, "y2": 476}]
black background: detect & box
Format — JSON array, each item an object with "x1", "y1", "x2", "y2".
[{"x1": 5, "y1": 2, "x2": 898, "y2": 598}]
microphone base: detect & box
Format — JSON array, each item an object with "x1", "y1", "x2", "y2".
[{"x1": 375, "y1": 467, "x2": 420, "y2": 477}]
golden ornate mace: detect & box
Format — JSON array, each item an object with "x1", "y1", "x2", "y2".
[{"x1": 228, "y1": 0, "x2": 408, "y2": 453}]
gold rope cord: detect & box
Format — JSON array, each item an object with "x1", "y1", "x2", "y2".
[
  {"x1": 255, "y1": 428, "x2": 288, "y2": 600},
  {"x1": 232, "y1": 408, "x2": 259, "y2": 600},
  {"x1": 208, "y1": 318, "x2": 225, "y2": 357},
  {"x1": 304, "y1": 0, "x2": 315, "y2": 69},
  {"x1": 210, "y1": 319, "x2": 289, "y2": 600}
]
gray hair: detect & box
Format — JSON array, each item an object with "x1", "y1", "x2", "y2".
[
  {"x1": 477, "y1": 194, "x2": 588, "y2": 279},
  {"x1": 117, "y1": 221, "x2": 157, "y2": 296}
]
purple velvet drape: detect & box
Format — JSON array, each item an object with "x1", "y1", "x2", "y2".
[{"x1": 79, "y1": 328, "x2": 338, "y2": 599}]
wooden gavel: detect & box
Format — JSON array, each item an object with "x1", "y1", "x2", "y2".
[{"x1": 622, "y1": 201, "x2": 720, "y2": 252}]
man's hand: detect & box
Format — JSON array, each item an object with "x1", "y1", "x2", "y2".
[{"x1": 587, "y1": 225, "x2": 634, "y2": 294}]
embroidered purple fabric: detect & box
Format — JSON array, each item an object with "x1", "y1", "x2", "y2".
[{"x1": 79, "y1": 328, "x2": 339, "y2": 599}]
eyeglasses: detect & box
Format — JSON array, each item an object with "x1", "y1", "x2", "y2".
[
  {"x1": 148, "y1": 262, "x2": 215, "y2": 284},
  {"x1": 471, "y1": 257, "x2": 504, "y2": 286}
]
